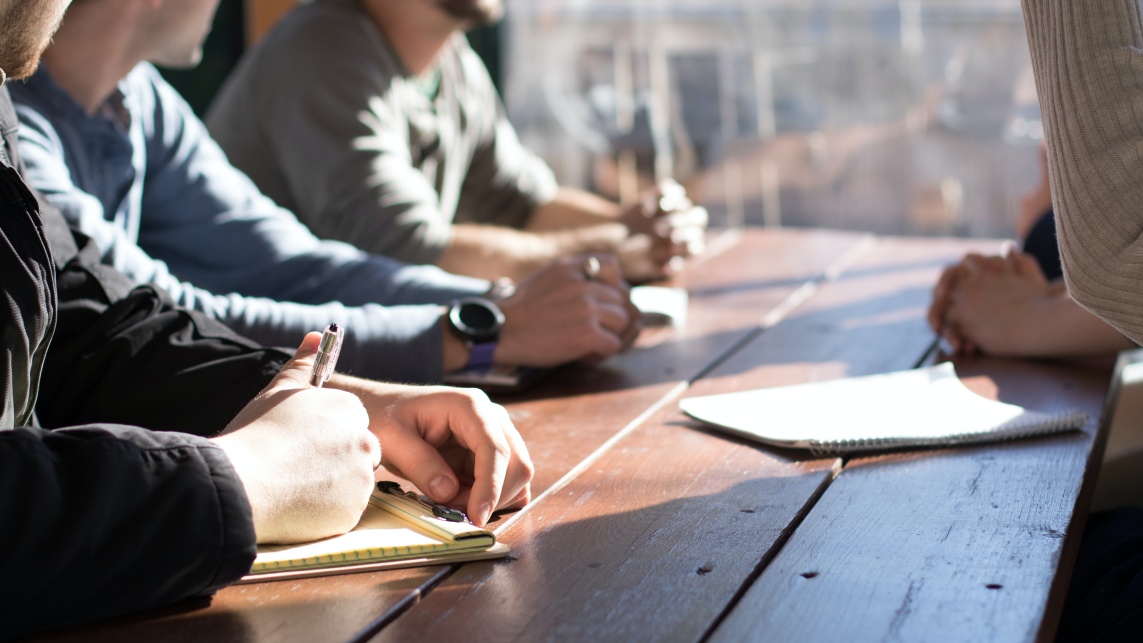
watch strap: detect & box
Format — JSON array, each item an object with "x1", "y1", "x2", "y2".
[{"x1": 464, "y1": 340, "x2": 498, "y2": 372}]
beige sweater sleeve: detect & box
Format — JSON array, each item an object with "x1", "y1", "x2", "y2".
[{"x1": 1022, "y1": 0, "x2": 1143, "y2": 344}]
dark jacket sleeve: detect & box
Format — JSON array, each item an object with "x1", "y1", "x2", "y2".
[
  {"x1": 34, "y1": 198, "x2": 291, "y2": 435},
  {"x1": 0, "y1": 90, "x2": 275, "y2": 638},
  {"x1": 0, "y1": 424, "x2": 256, "y2": 639}
]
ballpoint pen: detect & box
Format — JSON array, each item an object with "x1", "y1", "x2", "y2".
[{"x1": 309, "y1": 323, "x2": 344, "y2": 388}]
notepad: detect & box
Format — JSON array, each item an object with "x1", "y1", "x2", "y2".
[
  {"x1": 679, "y1": 363, "x2": 1087, "y2": 455},
  {"x1": 241, "y1": 482, "x2": 508, "y2": 582},
  {"x1": 631, "y1": 285, "x2": 688, "y2": 327}
]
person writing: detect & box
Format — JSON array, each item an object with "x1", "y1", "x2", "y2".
[
  {"x1": 0, "y1": 3, "x2": 531, "y2": 636},
  {"x1": 206, "y1": 0, "x2": 708, "y2": 284},
  {"x1": 11, "y1": 0, "x2": 640, "y2": 386}
]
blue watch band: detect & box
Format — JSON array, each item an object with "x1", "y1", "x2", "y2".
[{"x1": 464, "y1": 340, "x2": 498, "y2": 372}]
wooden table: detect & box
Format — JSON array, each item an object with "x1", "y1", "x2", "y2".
[{"x1": 38, "y1": 228, "x2": 1114, "y2": 643}]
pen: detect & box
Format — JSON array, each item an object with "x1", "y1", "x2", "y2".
[{"x1": 309, "y1": 323, "x2": 344, "y2": 388}]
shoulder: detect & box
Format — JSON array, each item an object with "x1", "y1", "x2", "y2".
[
  {"x1": 9, "y1": 68, "x2": 75, "y2": 135},
  {"x1": 10, "y1": 71, "x2": 74, "y2": 157},
  {"x1": 450, "y1": 36, "x2": 496, "y2": 88},
  {"x1": 272, "y1": 0, "x2": 368, "y2": 42},
  {"x1": 246, "y1": 0, "x2": 391, "y2": 79},
  {"x1": 122, "y1": 63, "x2": 201, "y2": 140},
  {"x1": 444, "y1": 35, "x2": 500, "y2": 106},
  {"x1": 122, "y1": 62, "x2": 194, "y2": 117}
]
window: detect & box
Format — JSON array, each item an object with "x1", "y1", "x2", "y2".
[{"x1": 502, "y1": 0, "x2": 1040, "y2": 237}]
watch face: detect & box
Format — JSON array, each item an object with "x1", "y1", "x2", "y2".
[{"x1": 450, "y1": 298, "x2": 504, "y2": 341}]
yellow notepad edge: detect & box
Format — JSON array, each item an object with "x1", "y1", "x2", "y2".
[{"x1": 247, "y1": 489, "x2": 496, "y2": 575}]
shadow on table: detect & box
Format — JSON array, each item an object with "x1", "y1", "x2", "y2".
[
  {"x1": 500, "y1": 282, "x2": 937, "y2": 404},
  {"x1": 686, "y1": 255, "x2": 954, "y2": 300}
]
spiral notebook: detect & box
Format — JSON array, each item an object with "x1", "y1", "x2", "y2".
[
  {"x1": 240, "y1": 482, "x2": 508, "y2": 583},
  {"x1": 679, "y1": 363, "x2": 1087, "y2": 455}
]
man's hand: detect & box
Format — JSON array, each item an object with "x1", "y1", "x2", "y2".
[
  {"x1": 928, "y1": 254, "x2": 989, "y2": 348},
  {"x1": 620, "y1": 180, "x2": 708, "y2": 282},
  {"x1": 212, "y1": 332, "x2": 380, "y2": 544},
  {"x1": 331, "y1": 381, "x2": 534, "y2": 527},
  {"x1": 936, "y1": 250, "x2": 1052, "y2": 355},
  {"x1": 494, "y1": 254, "x2": 641, "y2": 366}
]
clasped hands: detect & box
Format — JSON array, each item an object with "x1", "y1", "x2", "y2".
[
  {"x1": 619, "y1": 180, "x2": 708, "y2": 282},
  {"x1": 927, "y1": 246, "x2": 1056, "y2": 356}
]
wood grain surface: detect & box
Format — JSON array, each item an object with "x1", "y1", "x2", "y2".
[
  {"x1": 34, "y1": 232, "x2": 1108, "y2": 643},
  {"x1": 34, "y1": 229, "x2": 864, "y2": 643},
  {"x1": 369, "y1": 236, "x2": 1007, "y2": 642},
  {"x1": 710, "y1": 357, "x2": 1113, "y2": 643}
]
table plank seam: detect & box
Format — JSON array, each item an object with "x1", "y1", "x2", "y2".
[
  {"x1": 492, "y1": 234, "x2": 881, "y2": 540},
  {"x1": 357, "y1": 231, "x2": 882, "y2": 642},
  {"x1": 345, "y1": 566, "x2": 456, "y2": 643},
  {"x1": 697, "y1": 459, "x2": 843, "y2": 643}
]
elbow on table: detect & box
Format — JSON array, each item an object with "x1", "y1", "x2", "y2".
[{"x1": 1060, "y1": 258, "x2": 1143, "y2": 346}]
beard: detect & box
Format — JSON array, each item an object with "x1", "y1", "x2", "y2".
[
  {"x1": 0, "y1": 0, "x2": 68, "y2": 80},
  {"x1": 436, "y1": 0, "x2": 503, "y2": 27}
]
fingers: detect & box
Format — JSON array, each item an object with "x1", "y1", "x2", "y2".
[
  {"x1": 578, "y1": 253, "x2": 624, "y2": 289},
  {"x1": 440, "y1": 396, "x2": 527, "y2": 527},
  {"x1": 354, "y1": 402, "x2": 383, "y2": 474},
  {"x1": 647, "y1": 206, "x2": 708, "y2": 268},
  {"x1": 1010, "y1": 251, "x2": 1047, "y2": 282},
  {"x1": 590, "y1": 299, "x2": 632, "y2": 337},
  {"x1": 616, "y1": 300, "x2": 643, "y2": 352},
  {"x1": 1000, "y1": 240, "x2": 1019, "y2": 260},
  {"x1": 656, "y1": 178, "x2": 689, "y2": 213},
  {"x1": 574, "y1": 254, "x2": 638, "y2": 347},
  {"x1": 272, "y1": 331, "x2": 325, "y2": 390},
  {"x1": 929, "y1": 265, "x2": 961, "y2": 332},
  {"x1": 624, "y1": 181, "x2": 707, "y2": 250},
  {"x1": 962, "y1": 254, "x2": 983, "y2": 276},
  {"x1": 378, "y1": 389, "x2": 535, "y2": 528},
  {"x1": 380, "y1": 423, "x2": 461, "y2": 503},
  {"x1": 583, "y1": 320, "x2": 625, "y2": 361},
  {"x1": 654, "y1": 207, "x2": 708, "y2": 236}
]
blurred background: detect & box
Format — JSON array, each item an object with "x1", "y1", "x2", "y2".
[
  {"x1": 501, "y1": 0, "x2": 1040, "y2": 238},
  {"x1": 177, "y1": 0, "x2": 1042, "y2": 240}
]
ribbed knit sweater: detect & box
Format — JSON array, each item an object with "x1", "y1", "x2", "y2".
[{"x1": 1023, "y1": 0, "x2": 1143, "y2": 345}]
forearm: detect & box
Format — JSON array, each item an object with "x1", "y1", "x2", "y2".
[
  {"x1": 38, "y1": 231, "x2": 286, "y2": 433},
  {"x1": 436, "y1": 222, "x2": 625, "y2": 282},
  {"x1": 1013, "y1": 292, "x2": 1135, "y2": 357},
  {"x1": 1022, "y1": 0, "x2": 1143, "y2": 343},
  {"x1": 526, "y1": 187, "x2": 624, "y2": 231}
]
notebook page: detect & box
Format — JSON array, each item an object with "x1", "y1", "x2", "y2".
[{"x1": 680, "y1": 363, "x2": 1082, "y2": 451}]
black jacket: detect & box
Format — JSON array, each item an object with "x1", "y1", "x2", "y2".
[{"x1": 0, "y1": 86, "x2": 289, "y2": 639}]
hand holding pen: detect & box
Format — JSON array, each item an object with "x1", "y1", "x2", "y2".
[
  {"x1": 279, "y1": 323, "x2": 532, "y2": 528},
  {"x1": 212, "y1": 327, "x2": 379, "y2": 543}
]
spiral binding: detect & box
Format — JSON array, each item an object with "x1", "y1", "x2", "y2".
[{"x1": 807, "y1": 409, "x2": 1089, "y2": 456}]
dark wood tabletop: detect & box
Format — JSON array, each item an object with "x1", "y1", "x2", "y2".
[{"x1": 36, "y1": 228, "x2": 1115, "y2": 643}]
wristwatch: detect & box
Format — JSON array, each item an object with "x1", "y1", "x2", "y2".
[{"x1": 447, "y1": 297, "x2": 505, "y2": 372}]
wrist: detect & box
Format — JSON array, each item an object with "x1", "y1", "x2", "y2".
[
  {"x1": 548, "y1": 224, "x2": 627, "y2": 257},
  {"x1": 444, "y1": 298, "x2": 504, "y2": 371},
  {"x1": 1011, "y1": 296, "x2": 1057, "y2": 356},
  {"x1": 441, "y1": 309, "x2": 472, "y2": 372}
]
